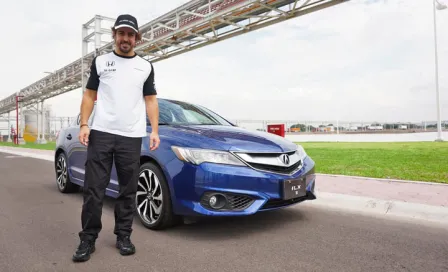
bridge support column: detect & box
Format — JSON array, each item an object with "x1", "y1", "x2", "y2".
[
  {"x1": 35, "y1": 102, "x2": 41, "y2": 143},
  {"x1": 18, "y1": 99, "x2": 25, "y2": 145},
  {"x1": 7, "y1": 112, "x2": 12, "y2": 142},
  {"x1": 40, "y1": 101, "x2": 47, "y2": 144}
]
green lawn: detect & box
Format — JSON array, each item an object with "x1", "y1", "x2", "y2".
[
  {"x1": 0, "y1": 141, "x2": 56, "y2": 150},
  {"x1": 298, "y1": 142, "x2": 448, "y2": 184}
]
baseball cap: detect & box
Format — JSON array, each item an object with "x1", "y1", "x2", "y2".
[{"x1": 114, "y1": 14, "x2": 139, "y2": 33}]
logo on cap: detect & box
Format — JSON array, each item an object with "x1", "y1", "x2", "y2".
[{"x1": 114, "y1": 14, "x2": 139, "y2": 32}]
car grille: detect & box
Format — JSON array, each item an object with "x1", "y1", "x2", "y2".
[
  {"x1": 232, "y1": 150, "x2": 303, "y2": 175},
  {"x1": 247, "y1": 160, "x2": 302, "y2": 174},
  {"x1": 260, "y1": 196, "x2": 308, "y2": 210},
  {"x1": 227, "y1": 194, "x2": 255, "y2": 210}
]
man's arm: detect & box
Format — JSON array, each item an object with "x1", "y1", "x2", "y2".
[
  {"x1": 143, "y1": 62, "x2": 160, "y2": 150},
  {"x1": 143, "y1": 62, "x2": 158, "y2": 133},
  {"x1": 80, "y1": 57, "x2": 100, "y2": 126},
  {"x1": 80, "y1": 89, "x2": 97, "y2": 125},
  {"x1": 145, "y1": 95, "x2": 159, "y2": 134}
]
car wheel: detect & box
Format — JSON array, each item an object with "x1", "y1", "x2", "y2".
[
  {"x1": 55, "y1": 152, "x2": 78, "y2": 193},
  {"x1": 135, "y1": 162, "x2": 182, "y2": 230}
]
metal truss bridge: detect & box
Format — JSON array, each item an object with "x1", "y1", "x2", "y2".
[{"x1": 0, "y1": 0, "x2": 348, "y2": 116}]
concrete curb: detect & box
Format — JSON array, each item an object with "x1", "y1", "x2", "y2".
[
  {"x1": 316, "y1": 173, "x2": 448, "y2": 186},
  {"x1": 0, "y1": 148, "x2": 53, "y2": 162},
  {"x1": 303, "y1": 191, "x2": 448, "y2": 226}
]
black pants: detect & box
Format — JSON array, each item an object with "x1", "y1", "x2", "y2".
[{"x1": 78, "y1": 129, "x2": 142, "y2": 242}]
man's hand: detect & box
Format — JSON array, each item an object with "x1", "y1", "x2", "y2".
[
  {"x1": 149, "y1": 132, "x2": 160, "y2": 151},
  {"x1": 79, "y1": 126, "x2": 90, "y2": 146}
]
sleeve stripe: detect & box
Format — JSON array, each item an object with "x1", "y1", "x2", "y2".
[
  {"x1": 143, "y1": 62, "x2": 157, "y2": 96},
  {"x1": 86, "y1": 57, "x2": 100, "y2": 91}
]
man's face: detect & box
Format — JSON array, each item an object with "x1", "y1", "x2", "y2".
[{"x1": 114, "y1": 27, "x2": 137, "y2": 53}]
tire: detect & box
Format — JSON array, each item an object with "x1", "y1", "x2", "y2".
[
  {"x1": 135, "y1": 162, "x2": 182, "y2": 230},
  {"x1": 55, "y1": 152, "x2": 78, "y2": 193}
]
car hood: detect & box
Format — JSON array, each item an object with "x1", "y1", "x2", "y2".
[{"x1": 161, "y1": 125, "x2": 298, "y2": 153}]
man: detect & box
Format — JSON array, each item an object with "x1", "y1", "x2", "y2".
[{"x1": 72, "y1": 14, "x2": 160, "y2": 262}]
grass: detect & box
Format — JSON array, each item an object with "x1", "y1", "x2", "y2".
[
  {"x1": 0, "y1": 141, "x2": 56, "y2": 150},
  {"x1": 1, "y1": 140, "x2": 447, "y2": 183},
  {"x1": 298, "y1": 142, "x2": 448, "y2": 184}
]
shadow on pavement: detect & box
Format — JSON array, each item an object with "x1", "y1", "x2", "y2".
[
  {"x1": 163, "y1": 208, "x2": 309, "y2": 241},
  {"x1": 43, "y1": 182, "x2": 310, "y2": 240}
]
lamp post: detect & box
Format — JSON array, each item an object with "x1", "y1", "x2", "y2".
[{"x1": 434, "y1": 0, "x2": 446, "y2": 141}]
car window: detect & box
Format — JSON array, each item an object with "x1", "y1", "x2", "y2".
[
  {"x1": 147, "y1": 99, "x2": 232, "y2": 126},
  {"x1": 195, "y1": 104, "x2": 236, "y2": 126},
  {"x1": 183, "y1": 110, "x2": 212, "y2": 123},
  {"x1": 73, "y1": 114, "x2": 80, "y2": 126},
  {"x1": 74, "y1": 106, "x2": 96, "y2": 127}
]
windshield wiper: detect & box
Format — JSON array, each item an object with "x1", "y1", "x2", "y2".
[
  {"x1": 185, "y1": 123, "x2": 219, "y2": 125},
  {"x1": 148, "y1": 122, "x2": 170, "y2": 126}
]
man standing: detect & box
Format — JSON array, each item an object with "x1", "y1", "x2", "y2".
[{"x1": 72, "y1": 14, "x2": 160, "y2": 262}]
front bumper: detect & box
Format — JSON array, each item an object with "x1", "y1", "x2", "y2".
[{"x1": 169, "y1": 155, "x2": 317, "y2": 217}]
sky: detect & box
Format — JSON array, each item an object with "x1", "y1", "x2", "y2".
[{"x1": 0, "y1": 0, "x2": 447, "y2": 124}]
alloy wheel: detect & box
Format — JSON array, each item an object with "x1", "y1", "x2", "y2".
[
  {"x1": 56, "y1": 155, "x2": 68, "y2": 190},
  {"x1": 136, "y1": 169, "x2": 163, "y2": 225}
]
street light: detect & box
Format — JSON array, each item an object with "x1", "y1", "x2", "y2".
[{"x1": 433, "y1": 0, "x2": 446, "y2": 141}]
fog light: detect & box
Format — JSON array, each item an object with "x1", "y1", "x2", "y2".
[
  {"x1": 210, "y1": 196, "x2": 217, "y2": 206},
  {"x1": 209, "y1": 193, "x2": 227, "y2": 209}
]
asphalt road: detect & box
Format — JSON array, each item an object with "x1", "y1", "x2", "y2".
[{"x1": 0, "y1": 152, "x2": 447, "y2": 272}]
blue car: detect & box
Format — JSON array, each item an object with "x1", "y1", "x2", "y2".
[{"x1": 54, "y1": 98, "x2": 316, "y2": 230}]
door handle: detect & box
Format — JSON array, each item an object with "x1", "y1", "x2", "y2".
[{"x1": 66, "y1": 134, "x2": 72, "y2": 140}]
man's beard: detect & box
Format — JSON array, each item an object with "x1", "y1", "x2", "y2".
[{"x1": 119, "y1": 42, "x2": 132, "y2": 53}]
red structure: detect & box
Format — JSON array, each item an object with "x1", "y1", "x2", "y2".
[
  {"x1": 11, "y1": 127, "x2": 16, "y2": 145},
  {"x1": 267, "y1": 124, "x2": 285, "y2": 137}
]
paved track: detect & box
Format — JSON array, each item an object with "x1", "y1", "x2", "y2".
[{"x1": 0, "y1": 152, "x2": 447, "y2": 272}]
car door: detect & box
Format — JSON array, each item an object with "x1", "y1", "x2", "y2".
[
  {"x1": 66, "y1": 114, "x2": 85, "y2": 181},
  {"x1": 72, "y1": 107, "x2": 120, "y2": 193}
]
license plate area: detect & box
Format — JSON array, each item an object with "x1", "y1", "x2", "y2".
[{"x1": 282, "y1": 178, "x2": 306, "y2": 200}]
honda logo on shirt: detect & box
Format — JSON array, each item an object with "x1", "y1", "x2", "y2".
[{"x1": 104, "y1": 60, "x2": 116, "y2": 72}]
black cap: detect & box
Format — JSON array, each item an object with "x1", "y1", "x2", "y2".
[{"x1": 114, "y1": 14, "x2": 139, "y2": 33}]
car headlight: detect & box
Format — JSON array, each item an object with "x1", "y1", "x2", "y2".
[
  {"x1": 171, "y1": 146, "x2": 245, "y2": 166},
  {"x1": 296, "y1": 144, "x2": 307, "y2": 160}
]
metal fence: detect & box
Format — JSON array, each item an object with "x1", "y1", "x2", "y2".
[
  {"x1": 0, "y1": 116, "x2": 77, "y2": 142},
  {"x1": 232, "y1": 120, "x2": 448, "y2": 134},
  {"x1": 1, "y1": 117, "x2": 447, "y2": 142}
]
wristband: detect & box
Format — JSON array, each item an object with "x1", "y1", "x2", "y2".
[{"x1": 80, "y1": 124, "x2": 88, "y2": 128}]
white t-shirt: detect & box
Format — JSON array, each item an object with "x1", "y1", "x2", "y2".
[{"x1": 86, "y1": 51, "x2": 157, "y2": 138}]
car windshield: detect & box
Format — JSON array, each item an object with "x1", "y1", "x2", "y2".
[{"x1": 147, "y1": 99, "x2": 234, "y2": 126}]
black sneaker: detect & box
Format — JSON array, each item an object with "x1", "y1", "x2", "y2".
[
  {"x1": 72, "y1": 240, "x2": 95, "y2": 262},
  {"x1": 116, "y1": 235, "x2": 135, "y2": 256}
]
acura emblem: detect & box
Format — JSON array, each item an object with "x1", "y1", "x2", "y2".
[{"x1": 280, "y1": 154, "x2": 290, "y2": 165}]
